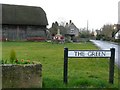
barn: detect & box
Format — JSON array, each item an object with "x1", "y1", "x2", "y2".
[{"x1": 0, "y1": 4, "x2": 48, "y2": 41}]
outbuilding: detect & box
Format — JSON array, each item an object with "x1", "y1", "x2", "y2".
[{"x1": 0, "y1": 4, "x2": 48, "y2": 41}]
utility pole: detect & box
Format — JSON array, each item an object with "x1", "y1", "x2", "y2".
[{"x1": 87, "y1": 20, "x2": 89, "y2": 31}]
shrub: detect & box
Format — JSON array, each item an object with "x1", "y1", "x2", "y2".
[
  {"x1": 0, "y1": 59, "x2": 8, "y2": 64},
  {"x1": 10, "y1": 49, "x2": 16, "y2": 64}
]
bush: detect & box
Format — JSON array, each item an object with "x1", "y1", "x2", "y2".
[
  {"x1": 10, "y1": 49, "x2": 16, "y2": 64},
  {"x1": 0, "y1": 60, "x2": 7, "y2": 64},
  {"x1": 3, "y1": 49, "x2": 34, "y2": 64}
]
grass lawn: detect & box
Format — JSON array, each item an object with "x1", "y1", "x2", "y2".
[{"x1": 2, "y1": 41, "x2": 119, "y2": 88}]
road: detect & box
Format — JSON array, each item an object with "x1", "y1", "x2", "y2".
[{"x1": 90, "y1": 40, "x2": 120, "y2": 68}]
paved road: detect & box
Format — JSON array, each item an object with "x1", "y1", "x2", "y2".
[{"x1": 90, "y1": 40, "x2": 120, "y2": 68}]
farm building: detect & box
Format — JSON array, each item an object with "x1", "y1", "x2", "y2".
[{"x1": 0, "y1": 4, "x2": 48, "y2": 41}]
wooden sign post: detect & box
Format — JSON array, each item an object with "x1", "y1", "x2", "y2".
[{"x1": 63, "y1": 48, "x2": 115, "y2": 84}]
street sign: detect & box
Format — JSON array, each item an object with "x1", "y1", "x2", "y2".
[
  {"x1": 63, "y1": 48, "x2": 115, "y2": 85},
  {"x1": 68, "y1": 50, "x2": 111, "y2": 58}
]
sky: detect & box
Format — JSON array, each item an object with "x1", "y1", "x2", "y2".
[{"x1": 0, "y1": 0, "x2": 120, "y2": 30}]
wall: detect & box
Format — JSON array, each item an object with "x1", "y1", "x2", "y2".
[
  {"x1": 2, "y1": 25, "x2": 47, "y2": 41},
  {"x1": 2, "y1": 64, "x2": 42, "y2": 88}
]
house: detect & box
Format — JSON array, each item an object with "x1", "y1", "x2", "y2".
[
  {"x1": 96, "y1": 29, "x2": 102, "y2": 36},
  {"x1": 115, "y1": 1, "x2": 120, "y2": 39},
  {"x1": 65, "y1": 20, "x2": 79, "y2": 41},
  {"x1": 115, "y1": 24, "x2": 120, "y2": 39},
  {"x1": 115, "y1": 30, "x2": 120, "y2": 39},
  {"x1": 0, "y1": 4, "x2": 48, "y2": 41}
]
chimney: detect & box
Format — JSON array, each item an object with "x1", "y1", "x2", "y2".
[{"x1": 69, "y1": 20, "x2": 72, "y2": 24}]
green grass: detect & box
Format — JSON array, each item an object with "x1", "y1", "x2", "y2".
[{"x1": 2, "y1": 41, "x2": 119, "y2": 88}]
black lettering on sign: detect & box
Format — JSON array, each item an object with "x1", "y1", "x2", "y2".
[
  {"x1": 74, "y1": 51, "x2": 78, "y2": 56},
  {"x1": 74, "y1": 51, "x2": 85, "y2": 57},
  {"x1": 101, "y1": 51, "x2": 106, "y2": 56},
  {"x1": 88, "y1": 51, "x2": 106, "y2": 57},
  {"x1": 88, "y1": 51, "x2": 95, "y2": 57}
]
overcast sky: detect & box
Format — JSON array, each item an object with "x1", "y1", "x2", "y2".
[{"x1": 0, "y1": 0, "x2": 119, "y2": 30}]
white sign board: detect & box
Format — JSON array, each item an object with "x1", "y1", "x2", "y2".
[{"x1": 68, "y1": 50, "x2": 111, "y2": 58}]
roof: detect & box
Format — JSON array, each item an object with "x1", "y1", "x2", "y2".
[
  {"x1": 0, "y1": 4, "x2": 48, "y2": 25},
  {"x1": 114, "y1": 24, "x2": 120, "y2": 36},
  {"x1": 65, "y1": 22, "x2": 79, "y2": 36}
]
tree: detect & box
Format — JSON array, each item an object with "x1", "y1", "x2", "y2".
[
  {"x1": 49, "y1": 21, "x2": 59, "y2": 36},
  {"x1": 101, "y1": 24, "x2": 115, "y2": 40},
  {"x1": 79, "y1": 28, "x2": 90, "y2": 38}
]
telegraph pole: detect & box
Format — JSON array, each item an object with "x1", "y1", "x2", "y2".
[{"x1": 87, "y1": 20, "x2": 89, "y2": 31}]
